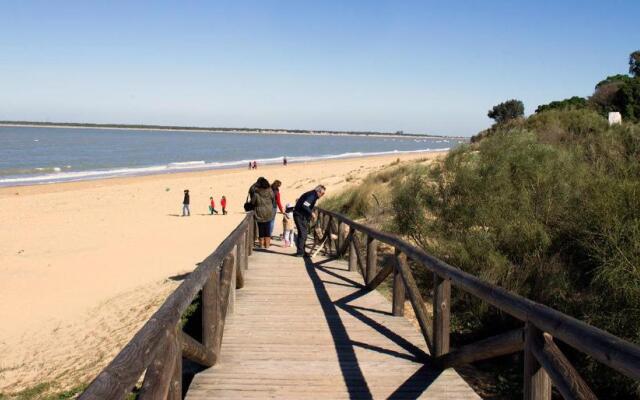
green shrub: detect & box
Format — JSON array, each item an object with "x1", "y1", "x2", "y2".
[{"x1": 391, "y1": 120, "x2": 640, "y2": 397}]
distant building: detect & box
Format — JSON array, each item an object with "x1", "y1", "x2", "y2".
[{"x1": 608, "y1": 112, "x2": 622, "y2": 126}]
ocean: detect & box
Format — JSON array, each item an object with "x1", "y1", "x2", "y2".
[{"x1": 0, "y1": 126, "x2": 463, "y2": 187}]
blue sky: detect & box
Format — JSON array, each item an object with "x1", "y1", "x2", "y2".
[{"x1": 0, "y1": 1, "x2": 638, "y2": 136}]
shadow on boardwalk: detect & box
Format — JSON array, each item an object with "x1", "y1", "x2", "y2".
[{"x1": 302, "y1": 256, "x2": 439, "y2": 399}]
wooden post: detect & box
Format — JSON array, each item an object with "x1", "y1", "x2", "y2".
[
  {"x1": 524, "y1": 322, "x2": 551, "y2": 400},
  {"x1": 243, "y1": 232, "x2": 249, "y2": 270},
  {"x1": 325, "y1": 215, "x2": 333, "y2": 256},
  {"x1": 138, "y1": 332, "x2": 177, "y2": 399},
  {"x1": 228, "y1": 249, "x2": 237, "y2": 314},
  {"x1": 392, "y1": 249, "x2": 405, "y2": 316},
  {"x1": 246, "y1": 221, "x2": 252, "y2": 257},
  {"x1": 395, "y1": 250, "x2": 433, "y2": 350},
  {"x1": 337, "y1": 222, "x2": 343, "y2": 257},
  {"x1": 313, "y1": 212, "x2": 320, "y2": 245},
  {"x1": 433, "y1": 272, "x2": 451, "y2": 357},
  {"x1": 202, "y1": 267, "x2": 220, "y2": 365},
  {"x1": 253, "y1": 216, "x2": 258, "y2": 244},
  {"x1": 168, "y1": 325, "x2": 182, "y2": 400},
  {"x1": 348, "y1": 236, "x2": 358, "y2": 272},
  {"x1": 366, "y1": 236, "x2": 378, "y2": 285},
  {"x1": 236, "y1": 237, "x2": 246, "y2": 288}
]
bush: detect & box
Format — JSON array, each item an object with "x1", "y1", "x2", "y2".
[
  {"x1": 535, "y1": 96, "x2": 588, "y2": 113},
  {"x1": 487, "y1": 99, "x2": 525, "y2": 124},
  {"x1": 391, "y1": 120, "x2": 640, "y2": 398}
]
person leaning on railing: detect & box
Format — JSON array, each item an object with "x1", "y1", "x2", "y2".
[
  {"x1": 293, "y1": 185, "x2": 326, "y2": 257},
  {"x1": 251, "y1": 177, "x2": 276, "y2": 248}
]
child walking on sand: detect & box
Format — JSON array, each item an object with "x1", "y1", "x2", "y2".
[
  {"x1": 209, "y1": 197, "x2": 219, "y2": 215},
  {"x1": 221, "y1": 195, "x2": 227, "y2": 215},
  {"x1": 282, "y1": 202, "x2": 295, "y2": 247}
]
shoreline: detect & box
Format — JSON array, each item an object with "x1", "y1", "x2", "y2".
[
  {"x1": 0, "y1": 150, "x2": 446, "y2": 197},
  {"x1": 0, "y1": 122, "x2": 468, "y2": 140},
  {"x1": 0, "y1": 148, "x2": 450, "y2": 189}
]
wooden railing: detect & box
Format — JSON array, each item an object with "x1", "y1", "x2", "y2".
[
  {"x1": 314, "y1": 208, "x2": 640, "y2": 400},
  {"x1": 79, "y1": 213, "x2": 255, "y2": 400}
]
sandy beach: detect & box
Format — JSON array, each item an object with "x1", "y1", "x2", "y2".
[{"x1": 0, "y1": 151, "x2": 444, "y2": 393}]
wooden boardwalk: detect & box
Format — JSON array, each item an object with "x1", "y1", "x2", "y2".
[{"x1": 185, "y1": 245, "x2": 480, "y2": 399}]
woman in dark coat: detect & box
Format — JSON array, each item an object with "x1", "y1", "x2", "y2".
[{"x1": 251, "y1": 177, "x2": 276, "y2": 248}]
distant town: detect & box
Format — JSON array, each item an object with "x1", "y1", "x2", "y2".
[{"x1": 0, "y1": 120, "x2": 466, "y2": 139}]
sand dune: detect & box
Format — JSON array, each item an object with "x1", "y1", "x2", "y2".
[{"x1": 0, "y1": 152, "x2": 443, "y2": 393}]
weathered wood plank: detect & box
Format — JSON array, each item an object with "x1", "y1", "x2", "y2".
[
  {"x1": 392, "y1": 261, "x2": 405, "y2": 316},
  {"x1": 201, "y1": 266, "x2": 220, "y2": 366},
  {"x1": 168, "y1": 326, "x2": 182, "y2": 400},
  {"x1": 366, "y1": 236, "x2": 378, "y2": 285},
  {"x1": 433, "y1": 273, "x2": 451, "y2": 357},
  {"x1": 181, "y1": 331, "x2": 214, "y2": 367},
  {"x1": 395, "y1": 249, "x2": 433, "y2": 351},
  {"x1": 438, "y1": 328, "x2": 524, "y2": 369},
  {"x1": 138, "y1": 332, "x2": 177, "y2": 400},
  {"x1": 524, "y1": 323, "x2": 551, "y2": 400},
  {"x1": 366, "y1": 262, "x2": 393, "y2": 290},
  {"x1": 532, "y1": 333, "x2": 597, "y2": 400}
]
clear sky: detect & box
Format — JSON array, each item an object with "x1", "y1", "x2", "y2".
[{"x1": 1, "y1": 1, "x2": 638, "y2": 136}]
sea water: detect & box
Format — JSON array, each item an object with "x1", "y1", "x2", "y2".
[{"x1": 0, "y1": 126, "x2": 463, "y2": 186}]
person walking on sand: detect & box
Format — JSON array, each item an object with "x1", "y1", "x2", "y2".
[
  {"x1": 293, "y1": 185, "x2": 326, "y2": 256},
  {"x1": 252, "y1": 161, "x2": 257, "y2": 170},
  {"x1": 251, "y1": 177, "x2": 275, "y2": 248},
  {"x1": 221, "y1": 195, "x2": 227, "y2": 215},
  {"x1": 283, "y1": 156, "x2": 288, "y2": 166},
  {"x1": 269, "y1": 180, "x2": 284, "y2": 238},
  {"x1": 248, "y1": 162, "x2": 252, "y2": 170},
  {"x1": 209, "y1": 196, "x2": 219, "y2": 215},
  {"x1": 182, "y1": 189, "x2": 190, "y2": 216},
  {"x1": 283, "y1": 202, "x2": 294, "y2": 247}
]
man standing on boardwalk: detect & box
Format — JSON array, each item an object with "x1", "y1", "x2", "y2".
[{"x1": 293, "y1": 185, "x2": 326, "y2": 257}]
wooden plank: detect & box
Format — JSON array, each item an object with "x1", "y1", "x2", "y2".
[
  {"x1": 524, "y1": 323, "x2": 551, "y2": 400},
  {"x1": 532, "y1": 333, "x2": 597, "y2": 400},
  {"x1": 337, "y1": 221, "x2": 343, "y2": 256},
  {"x1": 168, "y1": 325, "x2": 182, "y2": 400},
  {"x1": 439, "y1": 328, "x2": 524, "y2": 369},
  {"x1": 202, "y1": 265, "x2": 220, "y2": 365},
  {"x1": 229, "y1": 249, "x2": 237, "y2": 314},
  {"x1": 138, "y1": 333, "x2": 176, "y2": 400},
  {"x1": 348, "y1": 237, "x2": 357, "y2": 272},
  {"x1": 395, "y1": 250, "x2": 433, "y2": 350},
  {"x1": 181, "y1": 331, "x2": 214, "y2": 367},
  {"x1": 236, "y1": 237, "x2": 246, "y2": 288},
  {"x1": 433, "y1": 273, "x2": 451, "y2": 357},
  {"x1": 366, "y1": 236, "x2": 378, "y2": 284},
  {"x1": 246, "y1": 215, "x2": 253, "y2": 257},
  {"x1": 392, "y1": 261, "x2": 405, "y2": 316},
  {"x1": 351, "y1": 234, "x2": 367, "y2": 278},
  {"x1": 367, "y1": 263, "x2": 393, "y2": 290}
]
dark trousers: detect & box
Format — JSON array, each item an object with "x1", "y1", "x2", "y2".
[{"x1": 293, "y1": 213, "x2": 309, "y2": 255}]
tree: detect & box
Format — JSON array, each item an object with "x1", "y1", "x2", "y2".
[
  {"x1": 536, "y1": 96, "x2": 587, "y2": 113},
  {"x1": 595, "y1": 74, "x2": 632, "y2": 89},
  {"x1": 617, "y1": 78, "x2": 640, "y2": 121},
  {"x1": 629, "y1": 50, "x2": 640, "y2": 77},
  {"x1": 488, "y1": 99, "x2": 524, "y2": 124}
]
